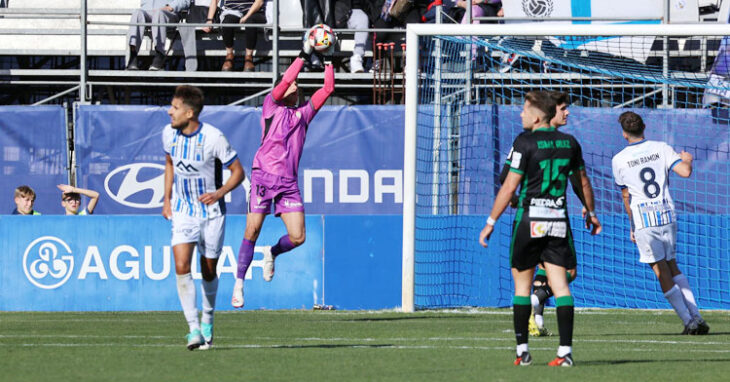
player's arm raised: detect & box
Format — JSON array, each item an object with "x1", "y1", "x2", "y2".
[
  {"x1": 479, "y1": 171, "x2": 523, "y2": 247},
  {"x1": 672, "y1": 150, "x2": 693, "y2": 178},
  {"x1": 162, "y1": 154, "x2": 174, "y2": 219},
  {"x1": 199, "y1": 159, "x2": 245, "y2": 205},
  {"x1": 271, "y1": 28, "x2": 318, "y2": 102},
  {"x1": 310, "y1": 64, "x2": 334, "y2": 111},
  {"x1": 57, "y1": 183, "x2": 100, "y2": 214}
]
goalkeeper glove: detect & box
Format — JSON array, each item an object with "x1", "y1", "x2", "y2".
[{"x1": 299, "y1": 25, "x2": 318, "y2": 59}]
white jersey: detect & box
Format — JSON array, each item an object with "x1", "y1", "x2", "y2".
[
  {"x1": 611, "y1": 139, "x2": 681, "y2": 230},
  {"x1": 163, "y1": 122, "x2": 238, "y2": 219}
]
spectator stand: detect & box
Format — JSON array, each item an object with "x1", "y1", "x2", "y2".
[
  {"x1": 0, "y1": 0, "x2": 724, "y2": 106},
  {"x1": 0, "y1": 0, "x2": 406, "y2": 106}
]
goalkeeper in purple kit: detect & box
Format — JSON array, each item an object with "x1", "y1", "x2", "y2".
[{"x1": 232, "y1": 26, "x2": 335, "y2": 307}]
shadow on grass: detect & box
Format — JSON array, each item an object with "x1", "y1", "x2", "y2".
[
  {"x1": 345, "y1": 316, "x2": 480, "y2": 322},
  {"x1": 581, "y1": 358, "x2": 730, "y2": 366},
  {"x1": 215, "y1": 343, "x2": 395, "y2": 350},
  {"x1": 584, "y1": 332, "x2": 730, "y2": 337}
]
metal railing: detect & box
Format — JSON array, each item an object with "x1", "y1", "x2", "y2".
[{"x1": 0, "y1": 0, "x2": 720, "y2": 106}]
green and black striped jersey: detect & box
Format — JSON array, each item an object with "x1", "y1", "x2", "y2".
[{"x1": 504, "y1": 127, "x2": 585, "y2": 220}]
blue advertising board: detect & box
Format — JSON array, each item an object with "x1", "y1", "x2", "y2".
[
  {"x1": 74, "y1": 105, "x2": 405, "y2": 215},
  {"x1": 0, "y1": 106, "x2": 68, "y2": 215},
  {"x1": 0, "y1": 215, "x2": 324, "y2": 311}
]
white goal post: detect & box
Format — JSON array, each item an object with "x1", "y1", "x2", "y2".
[{"x1": 402, "y1": 22, "x2": 730, "y2": 312}]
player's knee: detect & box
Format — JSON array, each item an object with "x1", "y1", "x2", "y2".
[
  {"x1": 201, "y1": 270, "x2": 216, "y2": 281},
  {"x1": 290, "y1": 233, "x2": 305, "y2": 247},
  {"x1": 532, "y1": 274, "x2": 548, "y2": 289},
  {"x1": 244, "y1": 226, "x2": 261, "y2": 241},
  {"x1": 175, "y1": 262, "x2": 191, "y2": 275}
]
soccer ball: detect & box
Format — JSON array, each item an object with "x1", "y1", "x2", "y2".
[{"x1": 308, "y1": 24, "x2": 336, "y2": 53}]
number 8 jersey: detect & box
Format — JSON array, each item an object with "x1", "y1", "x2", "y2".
[{"x1": 612, "y1": 139, "x2": 681, "y2": 230}]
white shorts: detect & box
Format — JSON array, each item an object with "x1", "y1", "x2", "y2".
[
  {"x1": 171, "y1": 213, "x2": 226, "y2": 259},
  {"x1": 635, "y1": 222, "x2": 677, "y2": 264}
]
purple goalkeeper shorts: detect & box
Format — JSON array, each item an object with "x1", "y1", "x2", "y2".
[{"x1": 248, "y1": 169, "x2": 304, "y2": 216}]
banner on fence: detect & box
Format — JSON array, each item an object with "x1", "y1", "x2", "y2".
[
  {"x1": 74, "y1": 105, "x2": 405, "y2": 215},
  {"x1": 0, "y1": 106, "x2": 68, "y2": 215},
  {"x1": 0, "y1": 215, "x2": 324, "y2": 311}
]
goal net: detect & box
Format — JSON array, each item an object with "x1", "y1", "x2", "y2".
[{"x1": 402, "y1": 23, "x2": 730, "y2": 312}]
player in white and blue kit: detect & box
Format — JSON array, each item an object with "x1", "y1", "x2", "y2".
[
  {"x1": 162, "y1": 85, "x2": 245, "y2": 350},
  {"x1": 612, "y1": 111, "x2": 708, "y2": 335}
]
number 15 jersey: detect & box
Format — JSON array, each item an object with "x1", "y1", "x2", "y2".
[
  {"x1": 506, "y1": 127, "x2": 585, "y2": 221},
  {"x1": 612, "y1": 139, "x2": 682, "y2": 230}
]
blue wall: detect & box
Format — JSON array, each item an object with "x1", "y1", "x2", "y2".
[
  {"x1": 2, "y1": 105, "x2": 729, "y2": 311},
  {"x1": 0, "y1": 215, "x2": 402, "y2": 311}
]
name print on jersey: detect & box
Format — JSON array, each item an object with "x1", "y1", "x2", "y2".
[{"x1": 626, "y1": 152, "x2": 660, "y2": 168}]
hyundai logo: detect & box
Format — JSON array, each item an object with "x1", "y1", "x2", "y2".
[
  {"x1": 105, "y1": 163, "x2": 165, "y2": 208},
  {"x1": 23, "y1": 236, "x2": 74, "y2": 289}
]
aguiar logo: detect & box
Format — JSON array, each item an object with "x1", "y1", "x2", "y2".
[{"x1": 23, "y1": 236, "x2": 74, "y2": 289}]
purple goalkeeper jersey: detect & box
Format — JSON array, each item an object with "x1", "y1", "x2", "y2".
[{"x1": 252, "y1": 94, "x2": 317, "y2": 179}]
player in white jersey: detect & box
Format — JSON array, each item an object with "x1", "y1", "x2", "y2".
[
  {"x1": 611, "y1": 111, "x2": 708, "y2": 335},
  {"x1": 162, "y1": 85, "x2": 245, "y2": 350}
]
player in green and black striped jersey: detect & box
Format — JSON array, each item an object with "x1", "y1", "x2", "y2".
[
  {"x1": 479, "y1": 90, "x2": 602, "y2": 367},
  {"x1": 500, "y1": 92, "x2": 594, "y2": 337}
]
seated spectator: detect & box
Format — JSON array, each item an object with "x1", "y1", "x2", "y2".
[
  {"x1": 12, "y1": 185, "x2": 40, "y2": 215},
  {"x1": 205, "y1": 0, "x2": 266, "y2": 72},
  {"x1": 58, "y1": 184, "x2": 99, "y2": 216},
  {"x1": 334, "y1": 0, "x2": 376, "y2": 73},
  {"x1": 421, "y1": 0, "x2": 456, "y2": 23},
  {"x1": 126, "y1": 0, "x2": 192, "y2": 71},
  {"x1": 179, "y1": 0, "x2": 214, "y2": 71},
  {"x1": 371, "y1": 0, "x2": 428, "y2": 71},
  {"x1": 452, "y1": 0, "x2": 502, "y2": 24}
]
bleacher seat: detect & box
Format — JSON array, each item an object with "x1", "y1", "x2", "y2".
[{"x1": 0, "y1": 0, "x2": 367, "y2": 64}]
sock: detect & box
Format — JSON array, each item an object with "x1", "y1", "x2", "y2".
[
  {"x1": 664, "y1": 284, "x2": 692, "y2": 326},
  {"x1": 271, "y1": 235, "x2": 297, "y2": 258},
  {"x1": 200, "y1": 276, "x2": 218, "y2": 325},
  {"x1": 673, "y1": 274, "x2": 702, "y2": 321},
  {"x1": 513, "y1": 295, "x2": 531, "y2": 348},
  {"x1": 516, "y1": 343, "x2": 528, "y2": 356},
  {"x1": 534, "y1": 314, "x2": 544, "y2": 328},
  {"x1": 532, "y1": 271, "x2": 549, "y2": 318},
  {"x1": 236, "y1": 239, "x2": 255, "y2": 280},
  {"x1": 530, "y1": 294, "x2": 545, "y2": 327},
  {"x1": 558, "y1": 345, "x2": 572, "y2": 358},
  {"x1": 176, "y1": 273, "x2": 199, "y2": 332},
  {"x1": 555, "y1": 295, "x2": 574, "y2": 347},
  {"x1": 530, "y1": 294, "x2": 540, "y2": 310}
]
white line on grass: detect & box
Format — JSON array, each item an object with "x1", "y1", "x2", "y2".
[
  {"x1": 1, "y1": 335, "x2": 727, "y2": 347},
  {"x1": 3, "y1": 342, "x2": 730, "y2": 354}
]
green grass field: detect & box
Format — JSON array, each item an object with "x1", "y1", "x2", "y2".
[{"x1": 1, "y1": 309, "x2": 729, "y2": 381}]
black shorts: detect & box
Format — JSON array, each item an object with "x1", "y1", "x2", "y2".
[{"x1": 509, "y1": 213, "x2": 577, "y2": 271}]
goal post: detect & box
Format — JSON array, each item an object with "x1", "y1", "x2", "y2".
[{"x1": 403, "y1": 22, "x2": 730, "y2": 312}]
